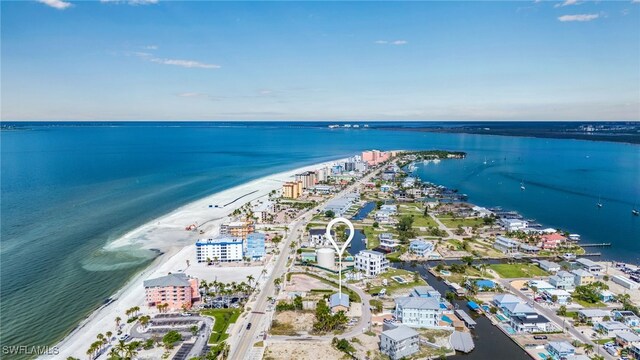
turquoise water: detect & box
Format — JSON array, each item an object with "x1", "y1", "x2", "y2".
[{"x1": 1, "y1": 122, "x2": 638, "y2": 354}]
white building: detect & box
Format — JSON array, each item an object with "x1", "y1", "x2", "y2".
[
  {"x1": 549, "y1": 271, "x2": 576, "y2": 291},
  {"x1": 542, "y1": 289, "x2": 571, "y2": 305},
  {"x1": 380, "y1": 325, "x2": 420, "y2": 360},
  {"x1": 195, "y1": 236, "x2": 243, "y2": 263},
  {"x1": 394, "y1": 296, "x2": 442, "y2": 328},
  {"x1": 354, "y1": 250, "x2": 389, "y2": 277},
  {"x1": 500, "y1": 218, "x2": 528, "y2": 231},
  {"x1": 538, "y1": 260, "x2": 561, "y2": 273},
  {"x1": 252, "y1": 201, "x2": 274, "y2": 223},
  {"x1": 612, "y1": 275, "x2": 640, "y2": 290},
  {"x1": 379, "y1": 233, "x2": 400, "y2": 251},
  {"x1": 493, "y1": 236, "x2": 520, "y2": 254},
  {"x1": 576, "y1": 258, "x2": 604, "y2": 275}
]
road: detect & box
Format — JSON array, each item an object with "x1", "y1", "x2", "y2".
[
  {"x1": 228, "y1": 164, "x2": 384, "y2": 360},
  {"x1": 500, "y1": 278, "x2": 616, "y2": 360}
]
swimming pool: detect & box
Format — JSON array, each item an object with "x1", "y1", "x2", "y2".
[
  {"x1": 442, "y1": 315, "x2": 454, "y2": 323},
  {"x1": 481, "y1": 305, "x2": 490, "y2": 312},
  {"x1": 496, "y1": 314, "x2": 508, "y2": 322},
  {"x1": 439, "y1": 270, "x2": 452, "y2": 276},
  {"x1": 504, "y1": 326, "x2": 516, "y2": 335},
  {"x1": 391, "y1": 276, "x2": 407, "y2": 284},
  {"x1": 537, "y1": 352, "x2": 550, "y2": 359}
]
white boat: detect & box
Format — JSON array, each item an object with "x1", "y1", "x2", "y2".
[
  {"x1": 343, "y1": 124, "x2": 352, "y2": 128},
  {"x1": 353, "y1": 124, "x2": 360, "y2": 128},
  {"x1": 597, "y1": 195, "x2": 603, "y2": 208},
  {"x1": 520, "y1": 181, "x2": 525, "y2": 191},
  {"x1": 483, "y1": 157, "x2": 487, "y2": 165}
]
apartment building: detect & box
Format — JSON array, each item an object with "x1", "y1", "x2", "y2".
[
  {"x1": 143, "y1": 273, "x2": 200, "y2": 310},
  {"x1": 354, "y1": 250, "x2": 389, "y2": 277},
  {"x1": 196, "y1": 236, "x2": 243, "y2": 263}
]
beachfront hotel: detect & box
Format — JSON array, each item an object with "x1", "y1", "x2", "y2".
[
  {"x1": 246, "y1": 232, "x2": 266, "y2": 260},
  {"x1": 143, "y1": 273, "x2": 200, "y2": 310},
  {"x1": 220, "y1": 219, "x2": 255, "y2": 239},
  {"x1": 283, "y1": 180, "x2": 303, "y2": 199},
  {"x1": 196, "y1": 235, "x2": 244, "y2": 262},
  {"x1": 295, "y1": 171, "x2": 318, "y2": 189},
  {"x1": 362, "y1": 150, "x2": 390, "y2": 166}
]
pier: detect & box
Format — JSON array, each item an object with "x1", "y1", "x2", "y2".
[{"x1": 579, "y1": 243, "x2": 611, "y2": 247}]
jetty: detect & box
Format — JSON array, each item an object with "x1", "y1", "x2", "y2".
[{"x1": 579, "y1": 243, "x2": 611, "y2": 247}]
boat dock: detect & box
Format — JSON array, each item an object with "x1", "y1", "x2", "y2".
[
  {"x1": 454, "y1": 309, "x2": 477, "y2": 329},
  {"x1": 579, "y1": 243, "x2": 611, "y2": 247}
]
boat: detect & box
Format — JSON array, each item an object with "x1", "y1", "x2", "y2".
[
  {"x1": 483, "y1": 157, "x2": 487, "y2": 165},
  {"x1": 520, "y1": 180, "x2": 525, "y2": 191},
  {"x1": 597, "y1": 195, "x2": 603, "y2": 208},
  {"x1": 633, "y1": 209, "x2": 639, "y2": 216}
]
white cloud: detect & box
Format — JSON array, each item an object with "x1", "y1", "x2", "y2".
[
  {"x1": 150, "y1": 58, "x2": 220, "y2": 69},
  {"x1": 143, "y1": 45, "x2": 158, "y2": 50},
  {"x1": 177, "y1": 92, "x2": 205, "y2": 98},
  {"x1": 259, "y1": 90, "x2": 273, "y2": 95},
  {"x1": 36, "y1": 0, "x2": 72, "y2": 10},
  {"x1": 558, "y1": 13, "x2": 599, "y2": 21},
  {"x1": 100, "y1": 0, "x2": 158, "y2": 5},
  {"x1": 555, "y1": 0, "x2": 580, "y2": 8},
  {"x1": 375, "y1": 40, "x2": 408, "y2": 46}
]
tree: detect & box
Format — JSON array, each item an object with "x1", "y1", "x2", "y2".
[
  {"x1": 190, "y1": 325, "x2": 199, "y2": 336},
  {"x1": 461, "y1": 256, "x2": 474, "y2": 267},
  {"x1": 445, "y1": 291, "x2": 456, "y2": 303},
  {"x1": 246, "y1": 275, "x2": 255, "y2": 287},
  {"x1": 162, "y1": 330, "x2": 182, "y2": 349},
  {"x1": 115, "y1": 316, "x2": 122, "y2": 328},
  {"x1": 557, "y1": 305, "x2": 567, "y2": 316},
  {"x1": 584, "y1": 343, "x2": 594, "y2": 354},
  {"x1": 324, "y1": 210, "x2": 335, "y2": 218}
]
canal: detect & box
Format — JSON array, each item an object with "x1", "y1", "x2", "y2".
[{"x1": 394, "y1": 262, "x2": 530, "y2": 360}]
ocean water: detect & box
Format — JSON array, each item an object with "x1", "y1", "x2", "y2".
[{"x1": 1, "y1": 122, "x2": 638, "y2": 355}]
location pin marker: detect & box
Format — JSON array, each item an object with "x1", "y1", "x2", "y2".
[{"x1": 325, "y1": 217, "x2": 354, "y2": 300}]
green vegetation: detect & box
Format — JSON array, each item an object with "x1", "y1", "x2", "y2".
[
  {"x1": 573, "y1": 282, "x2": 608, "y2": 306},
  {"x1": 200, "y1": 308, "x2": 241, "y2": 344},
  {"x1": 332, "y1": 337, "x2": 356, "y2": 356},
  {"x1": 313, "y1": 300, "x2": 348, "y2": 334},
  {"x1": 488, "y1": 263, "x2": 549, "y2": 278},
  {"x1": 269, "y1": 320, "x2": 298, "y2": 336},
  {"x1": 369, "y1": 299, "x2": 383, "y2": 313},
  {"x1": 437, "y1": 216, "x2": 485, "y2": 228},
  {"x1": 253, "y1": 341, "x2": 264, "y2": 347},
  {"x1": 275, "y1": 295, "x2": 303, "y2": 311},
  {"x1": 162, "y1": 330, "x2": 182, "y2": 349},
  {"x1": 367, "y1": 268, "x2": 426, "y2": 295},
  {"x1": 396, "y1": 215, "x2": 415, "y2": 242}
]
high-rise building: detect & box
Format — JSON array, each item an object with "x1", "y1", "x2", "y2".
[
  {"x1": 295, "y1": 171, "x2": 317, "y2": 189},
  {"x1": 220, "y1": 219, "x2": 255, "y2": 239},
  {"x1": 283, "y1": 180, "x2": 303, "y2": 199},
  {"x1": 362, "y1": 150, "x2": 391, "y2": 166},
  {"x1": 196, "y1": 235, "x2": 244, "y2": 262},
  {"x1": 143, "y1": 273, "x2": 200, "y2": 310},
  {"x1": 316, "y1": 167, "x2": 329, "y2": 182}
]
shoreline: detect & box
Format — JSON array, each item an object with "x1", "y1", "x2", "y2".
[{"x1": 45, "y1": 156, "x2": 349, "y2": 359}]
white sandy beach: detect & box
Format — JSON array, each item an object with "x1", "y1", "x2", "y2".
[{"x1": 45, "y1": 157, "x2": 347, "y2": 359}]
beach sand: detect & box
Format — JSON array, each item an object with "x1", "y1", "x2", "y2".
[{"x1": 45, "y1": 157, "x2": 346, "y2": 359}]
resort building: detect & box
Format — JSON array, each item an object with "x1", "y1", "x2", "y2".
[
  {"x1": 394, "y1": 296, "x2": 442, "y2": 328},
  {"x1": 575, "y1": 258, "x2": 604, "y2": 274},
  {"x1": 354, "y1": 250, "x2": 389, "y2": 277},
  {"x1": 549, "y1": 271, "x2": 576, "y2": 291},
  {"x1": 545, "y1": 341, "x2": 575, "y2": 360},
  {"x1": 500, "y1": 218, "x2": 528, "y2": 231},
  {"x1": 578, "y1": 309, "x2": 612, "y2": 324},
  {"x1": 220, "y1": 219, "x2": 255, "y2": 239},
  {"x1": 538, "y1": 260, "x2": 561, "y2": 273},
  {"x1": 493, "y1": 236, "x2": 520, "y2": 254},
  {"x1": 572, "y1": 269, "x2": 596, "y2": 286},
  {"x1": 329, "y1": 293, "x2": 350, "y2": 313},
  {"x1": 196, "y1": 236, "x2": 243, "y2": 263},
  {"x1": 295, "y1": 171, "x2": 318, "y2": 189},
  {"x1": 409, "y1": 240, "x2": 434, "y2": 257},
  {"x1": 379, "y1": 233, "x2": 400, "y2": 252},
  {"x1": 362, "y1": 150, "x2": 390, "y2": 166},
  {"x1": 283, "y1": 181, "x2": 303, "y2": 199},
  {"x1": 143, "y1": 273, "x2": 200, "y2": 310},
  {"x1": 246, "y1": 233, "x2": 265, "y2": 260},
  {"x1": 379, "y1": 324, "x2": 420, "y2": 360}
]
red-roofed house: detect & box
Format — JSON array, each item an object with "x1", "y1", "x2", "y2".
[{"x1": 540, "y1": 233, "x2": 566, "y2": 250}]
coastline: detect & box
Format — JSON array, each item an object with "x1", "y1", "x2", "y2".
[{"x1": 45, "y1": 156, "x2": 348, "y2": 359}]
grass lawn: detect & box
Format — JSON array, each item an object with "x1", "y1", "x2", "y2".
[
  {"x1": 368, "y1": 268, "x2": 426, "y2": 295},
  {"x1": 595, "y1": 338, "x2": 614, "y2": 345},
  {"x1": 572, "y1": 298, "x2": 606, "y2": 308},
  {"x1": 437, "y1": 216, "x2": 485, "y2": 229},
  {"x1": 412, "y1": 216, "x2": 438, "y2": 228},
  {"x1": 489, "y1": 263, "x2": 549, "y2": 278},
  {"x1": 200, "y1": 308, "x2": 241, "y2": 344}
]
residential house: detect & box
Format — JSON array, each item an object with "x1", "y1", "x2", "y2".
[
  {"x1": 143, "y1": 273, "x2": 200, "y2": 310},
  {"x1": 510, "y1": 312, "x2": 552, "y2": 333},
  {"x1": 379, "y1": 325, "x2": 420, "y2": 360},
  {"x1": 615, "y1": 332, "x2": 640, "y2": 349},
  {"x1": 412, "y1": 286, "x2": 441, "y2": 301},
  {"x1": 379, "y1": 233, "x2": 400, "y2": 252},
  {"x1": 375, "y1": 210, "x2": 393, "y2": 224},
  {"x1": 538, "y1": 260, "x2": 561, "y2": 273},
  {"x1": 528, "y1": 280, "x2": 555, "y2": 292},
  {"x1": 577, "y1": 309, "x2": 611, "y2": 324},
  {"x1": 542, "y1": 289, "x2": 571, "y2": 305},
  {"x1": 613, "y1": 311, "x2": 640, "y2": 327},
  {"x1": 493, "y1": 294, "x2": 523, "y2": 309},
  {"x1": 545, "y1": 341, "x2": 575, "y2": 360},
  {"x1": 500, "y1": 218, "x2": 528, "y2": 231},
  {"x1": 501, "y1": 302, "x2": 536, "y2": 318},
  {"x1": 329, "y1": 293, "x2": 350, "y2": 313},
  {"x1": 309, "y1": 228, "x2": 335, "y2": 248},
  {"x1": 594, "y1": 321, "x2": 632, "y2": 336},
  {"x1": 354, "y1": 250, "x2": 389, "y2": 277},
  {"x1": 549, "y1": 271, "x2": 576, "y2": 291},
  {"x1": 493, "y1": 236, "x2": 520, "y2": 254},
  {"x1": 394, "y1": 296, "x2": 442, "y2": 328},
  {"x1": 540, "y1": 233, "x2": 566, "y2": 250},
  {"x1": 576, "y1": 258, "x2": 604, "y2": 275},
  {"x1": 409, "y1": 240, "x2": 434, "y2": 257},
  {"x1": 572, "y1": 269, "x2": 596, "y2": 286},
  {"x1": 599, "y1": 290, "x2": 616, "y2": 303}
]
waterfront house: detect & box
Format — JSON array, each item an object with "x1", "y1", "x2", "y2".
[
  {"x1": 501, "y1": 302, "x2": 536, "y2": 318},
  {"x1": 493, "y1": 294, "x2": 523, "y2": 308},
  {"x1": 542, "y1": 289, "x2": 571, "y2": 304},
  {"x1": 379, "y1": 233, "x2": 400, "y2": 251},
  {"x1": 246, "y1": 232, "x2": 266, "y2": 260},
  {"x1": 538, "y1": 260, "x2": 561, "y2": 273},
  {"x1": 578, "y1": 309, "x2": 611, "y2": 324},
  {"x1": 613, "y1": 311, "x2": 640, "y2": 327},
  {"x1": 143, "y1": 273, "x2": 200, "y2": 311},
  {"x1": 546, "y1": 341, "x2": 575, "y2": 360},
  {"x1": 329, "y1": 293, "x2": 350, "y2": 313},
  {"x1": 412, "y1": 285, "x2": 441, "y2": 300},
  {"x1": 500, "y1": 218, "x2": 528, "y2": 231},
  {"x1": 572, "y1": 269, "x2": 596, "y2": 286},
  {"x1": 594, "y1": 321, "x2": 632, "y2": 336},
  {"x1": 549, "y1": 271, "x2": 576, "y2": 291},
  {"x1": 409, "y1": 239, "x2": 434, "y2": 257},
  {"x1": 309, "y1": 228, "x2": 335, "y2": 248},
  {"x1": 380, "y1": 204, "x2": 398, "y2": 214},
  {"x1": 576, "y1": 258, "x2": 604, "y2": 275},
  {"x1": 472, "y1": 206, "x2": 494, "y2": 218},
  {"x1": 631, "y1": 343, "x2": 640, "y2": 360},
  {"x1": 540, "y1": 233, "x2": 566, "y2": 250},
  {"x1": 510, "y1": 312, "x2": 552, "y2": 333},
  {"x1": 196, "y1": 236, "x2": 243, "y2": 263},
  {"x1": 354, "y1": 250, "x2": 389, "y2": 277},
  {"x1": 519, "y1": 243, "x2": 540, "y2": 254},
  {"x1": 394, "y1": 296, "x2": 442, "y2": 328},
  {"x1": 493, "y1": 236, "x2": 520, "y2": 254},
  {"x1": 379, "y1": 324, "x2": 420, "y2": 360},
  {"x1": 375, "y1": 210, "x2": 393, "y2": 224}
]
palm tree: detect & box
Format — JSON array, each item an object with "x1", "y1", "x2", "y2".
[
  {"x1": 125, "y1": 343, "x2": 138, "y2": 359},
  {"x1": 246, "y1": 275, "x2": 255, "y2": 287},
  {"x1": 139, "y1": 315, "x2": 150, "y2": 328},
  {"x1": 114, "y1": 340, "x2": 127, "y2": 357},
  {"x1": 584, "y1": 344, "x2": 594, "y2": 354},
  {"x1": 105, "y1": 331, "x2": 113, "y2": 343},
  {"x1": 115, "y1": 316, "x2": 122, "y2": 328}
]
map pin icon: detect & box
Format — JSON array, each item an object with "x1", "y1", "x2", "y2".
[{"x1": 325, "y1": 217, "x2": 354, "y2": 299}]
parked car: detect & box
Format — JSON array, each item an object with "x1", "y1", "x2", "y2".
[
  {"x1": 533, "y1": 335, "x2": 547, "y2": 340},
  {"x1": 246, "y1": 323, "x2": 252, "y2": 330}
]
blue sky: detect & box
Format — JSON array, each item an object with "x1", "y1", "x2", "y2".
[{"x1": 1, "y1": 0, "x2": 639, "y2": 120}]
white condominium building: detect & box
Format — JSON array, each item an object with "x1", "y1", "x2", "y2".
[
  {"x1": 354, "y1": 250, "x2": 389, "y2": 277},
  {"x1": 196, "y1": 236, "x2": 243, "y2": 263}
]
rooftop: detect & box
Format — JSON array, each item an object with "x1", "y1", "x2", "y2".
[
  {"x1": 396, "y1": 296, "x2": 441, "y2": 311},
  {"x1": 494, "y1": 294, "x2": 523, "y2": 305},
  {"x1": 547, "y1": 341, "x2": 575, "y2": 353},
  {"x1": 329, "y1": 293, "x2": 350, "y2": 309},
  {"x1": 143, "y1": 273, "x2": 191, "y2": 288},
  {"x1": 382, "y1": 324, "x2": 419, "y2": 342},
  {"x1": 576, "y1": 258, "x2": 602, "y2": 268}
]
